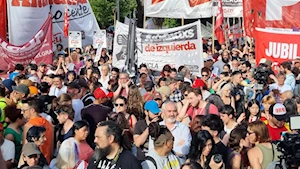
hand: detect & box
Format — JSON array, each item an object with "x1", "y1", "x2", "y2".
[
  {"x1": 269, "y1": 74, "x2": 276, "y2": 80},
  {"x1": 209, "y1": 156, "x2": 223, "y2": 169},
  {"x1": 146, "y1": 117, "x2": 159, "y2": 126},
  {"x1": 118, "y1": 79, "x2": 122, "y2": 87},
  {"x1": 237, "y1": 113, "x2": 246, "y2": 124},
  {"x1": 125, "y1": 80, "x2": 131, "y2": 87}
]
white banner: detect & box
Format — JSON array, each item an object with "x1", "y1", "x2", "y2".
[
  {"x1": 113, "y1": 21, "x2": 204, "y2": 75},
  {"x1": 93, "y1": 30, "x2": 107, "y2": 49},
  {"x1": 106, "y1": 33, "x2": 113, "y2": 50},
  {"x1": 144, "y1": 0, "x2": 243, "y2": 18},
  {"x1": 69, "y1": 31, "x2": 82, "y2": 48},
  {"x1": 7, "y1": 0, "x2": 100, "y2": 49}
]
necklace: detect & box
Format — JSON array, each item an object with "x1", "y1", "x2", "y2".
[{"x1": 113, "y1": 147, "x2": 123, "y2": 162}]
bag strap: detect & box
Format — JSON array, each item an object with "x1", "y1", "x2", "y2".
[
  {"x1": 205, "y1": 102, "x2": 211, "y2": 115},
  {"x1": 145, "y1": 156, "x2": 157, "y2": 169},
  {"x1": 271, "y1": 143, "x2": 275, "y2": 161}
]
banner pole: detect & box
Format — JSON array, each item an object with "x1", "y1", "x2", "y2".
[
  {"x1": 212, "y1": 16, "x2": 215, "y2": 54},
  {"x1": 181, "y1": 18, "x2": 184, "y2": 26},
  {"x1": 114, "y1": 9, "x2": 116, "y2": 28},
  {"x1": 226, "y1": 18, "x2": 230, "y2": 50},
  {"x1": 143, "y1": 16, "x2": 146, "y2": 29},
  {"x1": 239, "y1": 17, "x2": 242, "y2": 49}
]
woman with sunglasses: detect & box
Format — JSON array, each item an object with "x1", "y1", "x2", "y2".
[
  {"x1": 142, "y1": 122, "x2": 180, "y2": 169},
  {"x1": 247, "y1": 121, "x2": 280, "y2": 169},
  {"x1": 200, "y1": 67, "x2": 212, "y2": 90},
  {"x1": 115, "y1": 96, "x2": 137, "y2": 142}
]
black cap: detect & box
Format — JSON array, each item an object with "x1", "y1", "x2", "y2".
[
  {"x1": 77, "y1": 78, "x2": 89, "y2": 89},
  {"x1": 67, "y1": 82, "x2": 81, "y2": 89},
  {"x1": 144, "y1": 81, "x2": 154, "y2": 90},
  {"x1": 175, "y1": 72, "x2": 185, "y2": 81}
]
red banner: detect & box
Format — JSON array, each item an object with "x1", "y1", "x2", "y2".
[
  {"x1": 255, "y1": 28, "x2": 300, "y2": 71},
  {"x1": 0, "y1": 0, "x2": 7, "y2": 40},
  {"x1": 244, "y1": 0, "x2": 300, "y2": 37},
  {"x1": 0, "y1": 15, "x2": 53, "y2": 70}
]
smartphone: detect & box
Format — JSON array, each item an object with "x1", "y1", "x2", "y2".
[{"x1": 290, "y1": 115, "x2": 300, "y2": 130}]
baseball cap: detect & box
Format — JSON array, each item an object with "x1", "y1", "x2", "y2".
[
  {"x1": 77, "y1": 78, "x2": 89, "y2": 89},
  {"x1": 204, "y1": 56, "x2": 214, "y2": 62},
  {"x1": 94, "y1": 87, "x2": 113, "y2": 99},
  {"x1": 67, "y1": 81, "x2": 81, "y2": 90},
  {"x1": 269, "y1": 103, "x2": 288, "y2": 121},
  {"x1": 144, "y1": 100, "x2": 160, "y2": 114},
  {"x1": 259, "y1": 58, "x2": 272, "y2": 67},
  {"x1": 156, "y1": 86, "x2": 171, "y2": 97},
  {"x1": 192, "y1": 79, "x2": 206, "y2": 88},
  {"x1": 2, "y1": 79, "x2": 16, "y2": 92},
  {"x1": 28, "y1": 76, "x2": 39, "y2": 83},
  {"x1": 153, "y1": 93, "x2": 162, "y2": 100},
  {"x1": 22, "y1": 143, "x2": 41, "y2": 157},
  {"x1": 144, "y1": 81, "x2": 155, "y2": 90},
  {"x1": 175, "y1": 72, "x2": 185, "y2": 82},
  {"x1": 12, "y1": 84, "x2": 30, "y2": 95}
]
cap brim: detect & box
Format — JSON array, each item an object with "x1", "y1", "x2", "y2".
[
  {"x1": 149, "y1": 107, "x2": 160, "y2": 114},
  {"x1": 107, "y1": 92, "x2": 114, "y2": 98},
  {"x1": 274, "y1": 114, "x2": 289, "y2": 121}
]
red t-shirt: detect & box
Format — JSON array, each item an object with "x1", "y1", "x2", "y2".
[
  {"x1": 267, "y1": 123, "x2": 288, "y2": 141},
  {"x1": 79, "y1": 141, "x2": 94, "y2": 162},
  {"x1": 187, "y1": 103, "x2": 219, "y2": 119}
]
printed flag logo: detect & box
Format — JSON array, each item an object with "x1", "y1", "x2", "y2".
[
  {"x1": 152, "y1": 0, "x2": 164, "y2": 4},
  {"x1": 188, "y1": 0, "x2": 210, "y2": 7}
]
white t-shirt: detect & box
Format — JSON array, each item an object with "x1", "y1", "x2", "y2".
[
  {"x1": 50, "y1": 159, "x2": 87, "y2": 169},
  {"x1": 72, "y1": 99, "x2": 84, "y2": 122},
  {"x1": 0, "y1": 139, "x2": 15, "y2": 162},
  {"x1": 269, "y1": 83, "x2": 292, "y2": 93},
  {"x1": 49, "y1": 85, "x2": 67, "y2": 97}
]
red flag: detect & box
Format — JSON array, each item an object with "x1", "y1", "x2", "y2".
[
  {"x1": 214, "y1": 0, "x2": 225, "y2": 44},
  {"x1": 64, "y1": 6, "x2": 69, "y2": 38},
  {"x1": 0, "y1": 0, "x2": 7, "y2": 40}
]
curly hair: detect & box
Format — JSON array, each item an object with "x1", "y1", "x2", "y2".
[{"x1": 127, "y1": 85, "x2": 144, "y2": 120}]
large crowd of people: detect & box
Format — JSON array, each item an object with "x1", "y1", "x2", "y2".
[{"x1": 0, "y1": 43, "x2": 299, "y2": 169}]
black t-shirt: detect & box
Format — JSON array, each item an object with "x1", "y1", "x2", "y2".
[
  {"x1": 81, "y1": 104, "x2": 112, "y2": 148},
  {"x1": 87, "y1": 150, "x2": 142, "y2": 169},
  {"x1": 133, "y1": 120, "x2": 148, "y2": 161},
  {"x1": 216, "y1": 141, "x2": 229, "y2": 168},
  {"x1": 81, "y1": 92, "x2": 95, "y2": 107}
]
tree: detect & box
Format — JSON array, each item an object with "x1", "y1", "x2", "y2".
[
  {"x1": 90, "y1": 0, "x2": 137, "y2": 28},
  {"x1": 163, "y1": 18, "x2": 180, "y2": 28}
]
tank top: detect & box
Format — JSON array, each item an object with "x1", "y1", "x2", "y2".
[
  {"x1": 256, "y1": 144, "x2": 280, "y2": 169},
  {"x1": 57, "y1": 126, "x2": 73, "y2": 143},
  {"x1": 4, "y1": 127, "x2": 23, "y2": 161}
]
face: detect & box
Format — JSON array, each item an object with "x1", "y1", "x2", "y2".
[
  {"x1": 12, "y1": 90, "x2": 25, "y2": 101},
  {"x1": 221, "y1": 44, "x2": 226, "y2": 50},
  {"x1": 159, "y1": 80, "x2": 166, "y2": 87},
  {"x1": 246, "y1": 127, "x2": 256, "y2": 144},
  {"x1": 263, "y1": 103, "x2": 271, "y2": 114},
  {"x1": 119, "y1": 74, "x2": 129, "y2": 84},
  {"x1": 111, "y1": 71, "x2": 118, "y2": 79},
  {"x1": 220, "y1": 113, "x2": 230, "y2": 124},
  {"x1": 115, "y1": 98, "x2": 127, "y2": 113},
  {"x1": 139, "y1": 67, "x2": 148, "y2": 75},
  {"x1": 67, "y1": 87, "x2": 79, "y2": 97},
  {"x1": 202, "y1": 139, "x2": 213, "y2": 157},
  {"x1": 154, "y1": 98, "x2": 162, "y2": 108},
  {"x1": 164, "y1": 71, "x2": 170, "y2": 77},
  {"x1": 233, "y1": 73, "x2": 243, "y2": 84},
  {"x1": 222, "y1": 86, "x2": 231, "y2": 97},
  {"x1": 223, "y1": 66, "x2": 230, "y2": 73},
  {"x1": 249, "y1": 104, "x2": 259, "y2": 116},
  {"x1": 147, "y1": 110, "x2": 160, "y2": 121},
  {"x1": 168, "y1": 82, "x2": 177, "y2": 92},
  {"x1": 94, "y1": 126, "x2": 113, "y2": 157},
  {"x1": 191, "y1": 117, "x2": 202, "y2": 133},
  {"x1": 166, "y1": 136, "x2": 174, "y2": 151},
  {"x1": 170, "y1": 71, "x2": 176, "y2": 78},
  {"x1": 163, "y1": 103, "x2": 178, "y2": 123},
  {"x1": 278, "y1": 75, "x2": 286, "y2": 85},
  {"x1": 270, "y1": 116, "x2": 285, "y2": 128},
  {"x1": 240, "y1": 137, "x2": 251, "y2": 148},
  {"x1": 68, "y1": 73, "x2": 75, "y2": 82},
  {"x1": 53, "y1": 77, "x2": 63, "y2": 88},
  {"x1": 57, "y1": 113, "x2": 68, "y2": 124},
  {"x1": 34, "y1": 132, "x2": 46, "y2": 146},
  {"x1": 75, "y1": 126, "x2": 89, "y2": 141},
  {"x1": 232, "y1": 60, "x2": 239, "y2": 69},
  {"x1": 102, "y1": 66, "x2": 109, "y2": 76},
  {"x1": 24, "y1": 154, "x2": 40, "y2": 166},
  {"x1": 140, "y1": 75, "x2": 147, "y2": 85},
  {"x1": 222, "y1": 52, "x2": 229, "y2": 61},
  {"x1": 38, "y1": 66, "x2": 45, "y2": 72},
  {"x1": 21, "y1": 104, "x2": 33, "y2": 120},
  {"x1": 201, "y1": 72, "x2": 209, "y2": 81},
  {"x1": 188, "y1": 92, "x2": 201, "y2": 107}
]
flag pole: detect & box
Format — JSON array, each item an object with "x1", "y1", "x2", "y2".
[
  {"x1": 212, "y1": 16, "x2": 215, "y2": 54},
  {"x1": 143, "y1": 16, "x2": 146, "y2": 29},
  {"x1": 181, "y1": 18, "x2": 184, "y2": 26},
  {"x1": 66, "y1": 1, "x2": 71, "y2": 56}
]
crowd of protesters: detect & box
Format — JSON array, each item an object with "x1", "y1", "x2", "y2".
[{"x1": 0, "y1": 42, "x2": 299, "y2": 169}]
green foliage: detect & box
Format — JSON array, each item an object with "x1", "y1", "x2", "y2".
[
  {"x1": 162, "y1": 18, "x2": 180, "y2": 28},
  {"x1": 90, "y1": 0, "x2": 137, "y2": 28}
]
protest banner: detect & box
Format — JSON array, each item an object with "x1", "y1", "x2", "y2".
[
  {"x1": 212, "y1": 0, "x2": 243, "y2": 17},
  {"x1": 113, "y1": 21, "x2": 204, "y2": 75},
  {"x1": 244, "y1": 0, "x2": 300, "y2": 37},
  {"x1": 255, "y1": 28, "x2": 300, "y2": 72},
  {"x1": 0, "y1": 0, "x2": 7, "y2": 39},
  {"x1": 7, "y1": 0, "x2": 100, "y2": 48},
  {"x1": 144, "y1": 0, "x2": 213, "y2": 19},
  {"x1": 69, "y1": 31, "x2": 82, "y2": 48},
  {"x1": 106, "y1": 33, "x2": 113, "y2": 50},
  {"x1": 0, "y1": 15, "x2": 53, "y2": 70},
  {"x1": 93, "y1": 30, "x2": 107, "y2": 49}
]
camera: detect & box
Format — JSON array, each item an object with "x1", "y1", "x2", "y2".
[{"x1": 253, "y1": 63, "x2": 273, "y2": 88}]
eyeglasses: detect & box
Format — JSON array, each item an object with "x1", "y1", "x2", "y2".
[
  {"x1": 154, "y1": 98, "x2": 162, "y2": 101},
  {"x1": 115, "y1": 103, "x2": 124, "y2": 107},
  {"x1": 184, "y1": 94, "x2": 188, "y2": 97},
  {"x1": 202, "y1": 74, "x2": 208, "y2": 77},
  {"x1": 21, "y1": 108, "x2": 31, "y2": 112},
  {"x1": 247, "y1": 131, "x2": 255, "y2": 135}
]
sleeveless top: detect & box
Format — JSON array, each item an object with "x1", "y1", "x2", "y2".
[
  {"x1": 4, "y1": 127, "x2": 23, "y2": 161},
  {"x1": 57, "y1": 126, "x2": 73, "y2": 143},
  {"x1": 256, "y1": 144, "x2": 280, "y2": 169}
]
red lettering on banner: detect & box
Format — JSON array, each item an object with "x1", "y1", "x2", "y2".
[
  {"x1": 144, "y1": 41, "x2": 196, "y2": 54},
  {"x1": 11, "y1": 0, "x2": 87, "y2": 7}
]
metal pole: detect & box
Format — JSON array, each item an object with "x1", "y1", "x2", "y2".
[{"x1": 116, "y1": 0, "x2": 120, "y2": 21}]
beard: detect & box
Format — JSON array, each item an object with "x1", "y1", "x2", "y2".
[
  {"x1": 166, "y1": 117, "x2": 176, "y2": 123},
  {"x1": 222, "y1": 57, "x2": 229, "y2": 63},
  {"x1": 93, "y1": 145, "x2": 112, "y2": 161}
]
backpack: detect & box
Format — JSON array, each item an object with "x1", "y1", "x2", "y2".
[
  {"x1": 145, "y1": 156, "x2": 158, "y2": 169},
  {"x1": 265, "y1": 144, "x2": 279, "y2": 169}
]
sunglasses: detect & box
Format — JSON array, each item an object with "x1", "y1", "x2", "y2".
[
  {"x1": 247, "y1": 131, "x2": 255, "y2": 135},
  {"x1": 202, "y1": 74, "x2": 208, "y2": 77},
  {"x1": 154, "y1": 98, "x2": 162, "y2": 101},
  {"x1": 184, "y1": 94, "x2": 188, "y2": 97},
  {"x1": 115, "y1": 103, "x2": 124, "y2": 107}
]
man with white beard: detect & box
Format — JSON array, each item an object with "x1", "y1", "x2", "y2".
[{"x1": 148, "y1": 101, "x2": 192, "y2": 165}]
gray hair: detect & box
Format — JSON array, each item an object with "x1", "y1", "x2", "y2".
[{"x1": 161, "y1": 101, "x2": 177, "y2": 112}]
